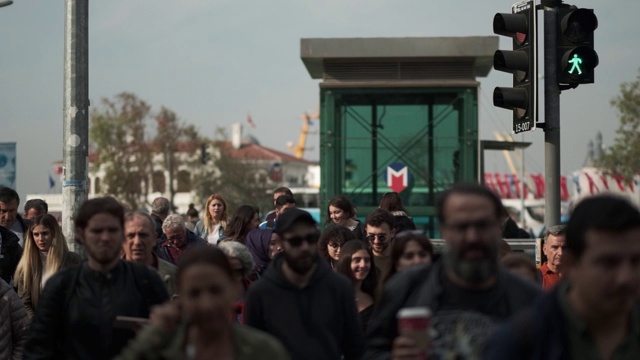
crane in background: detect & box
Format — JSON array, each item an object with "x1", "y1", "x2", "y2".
[{"x1": 288, "y1": 112, "x2": 319, "y2": 159}]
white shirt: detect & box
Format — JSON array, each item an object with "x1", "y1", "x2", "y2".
[{"x1": 206, "y1": 224, "x2": 222, "y2": 245}]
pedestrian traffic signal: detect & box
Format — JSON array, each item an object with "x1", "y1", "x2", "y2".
[
  {"x1": 557, "y1": 6, "x2": 598, "y2": 85},
  {"x1": 492, "y1": 1, "x2": 537, "y2": 134}
]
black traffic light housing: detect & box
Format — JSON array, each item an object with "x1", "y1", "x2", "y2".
[
  {"x1": 557, "y1": 5, "x2": 598, "y2": 85},
  {"x1": 493, "y1": 1, "x2": 538, "y2": 134}
]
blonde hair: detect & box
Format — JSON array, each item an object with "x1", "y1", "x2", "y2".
[
  {"x1": 204, "y1": 194, "x2": 228, "y2": 235},
  {"x1": 14, "y1": 214, "x2": 71, "y2": 308}
]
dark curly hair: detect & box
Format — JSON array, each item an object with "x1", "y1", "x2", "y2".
[{"x1": 318, "y1": 224, "x2": 356, "y2": 265}]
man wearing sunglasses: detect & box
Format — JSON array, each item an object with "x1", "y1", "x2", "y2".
[
  {"x1": 365, "y1": 208, "x2": 396, "y2": 287},
  {"x1": 246, "y1": 208, "x2": 364, "y2": 360},
  {"x1": 366, "y1": 183, "x2": 541, "y2": 359}
]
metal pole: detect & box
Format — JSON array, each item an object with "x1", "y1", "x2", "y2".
[
  {"x1": 520, "y1": 134, "x2": 526, "y2": 227},
  {"x1": 543, "y1": 1, "x2": 561, "y2": 226},
  {"x1": 62, "y1": 0, "x2": 89, "y2": 253}
]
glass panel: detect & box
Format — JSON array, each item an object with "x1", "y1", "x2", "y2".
[{"x1": 338, "y1": 94, "x2": 461, "y2": 209}]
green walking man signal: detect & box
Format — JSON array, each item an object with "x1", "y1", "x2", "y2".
[{"x1": 568, "y1": 54, "x2": 582, "y2": 75}]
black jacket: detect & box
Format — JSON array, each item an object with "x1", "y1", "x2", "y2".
[
  {"x1": 482, "y1": 283, "x2": 640, "y2": 360},
  {"x1": 391, "y1": 212, "x2": 416, "y2": 233},
  {"x1": 365, "y1": 258, "x2": 542, "y2": 359},
  {"x1": 24, "y1": 260, "x2": 169, "y2": 360},
  {"x1": 150, "y1": 214, "x2": 164, "y2": 239},
  {"x1": 0, "y1": 225, "x2": 23, "y2": 284},
  {"x1": 154, "y1": 229, "x2": 206, "y2": 265},
  {"x1": 245, "y1": 253, "x2": 364, "y2": 360}
]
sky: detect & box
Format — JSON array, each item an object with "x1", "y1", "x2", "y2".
[{"x1": 1, "y1": 0, "x2": 638, "y2": 202}]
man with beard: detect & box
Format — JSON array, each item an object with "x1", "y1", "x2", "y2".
[
  {"x1": 245, "y1": 208, "x2": 364, "y2": 360},
  {"x1": 365, "y1": 183, "x2": 540, "y2": 360},
  {"x1": 24, "y1": 197, "x2": 169, "y2": 360},
  {"x1": 364, "y1": 208, "x2": 395, "y2": 286},
  {"x1": 483, "y1": 195, "x2": 640, "y2": 360}
]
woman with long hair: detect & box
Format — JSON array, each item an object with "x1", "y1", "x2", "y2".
[
  {"x1": 115, "y1": 247, "x2": 289, "y2": 360},
  {"x1": 335, "y1": 240, "x2": 377, "y2": 332},
  {"x1": 383, "y1": 230, "x2": 433, "y2": 284},
  {"x1": 219, "y1": 205, "x2": 260, "y2": 244},
  {"x1": 326, "y1": 195, "x2": 365, "y2": 240},
  {"x1": 318, "y1": 225, "x2": 356, "y2": 269},
  {"x1": 379, "y1": 192, "x2": 416, "y2": 233},
  {"x1": 194, "y1": 194, "x2": 228, "y2": 245},
  {"x1": 14, "y1": 214, "x2": 83, "y2": 317}
]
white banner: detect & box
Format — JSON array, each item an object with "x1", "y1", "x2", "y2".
[{"x1": 0, "y1": 142, "x2": 16, "y2": 189}]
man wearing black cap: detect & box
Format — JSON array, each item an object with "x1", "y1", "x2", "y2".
[{"x1": 245, "y1": 208, "x2": 364, "y2": 360}]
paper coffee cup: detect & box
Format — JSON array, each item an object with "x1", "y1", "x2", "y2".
[{"x1": 397, "y1": 307, "x2": 431, "y2": 359}]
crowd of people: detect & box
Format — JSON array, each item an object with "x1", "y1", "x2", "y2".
[{"x1": 0, "y1": 183, "x2": 638, "y2": 359}]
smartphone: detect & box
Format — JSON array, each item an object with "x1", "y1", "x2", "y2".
[{"x1": 114, "y1": 316, "x2": 150, "y2": 330}]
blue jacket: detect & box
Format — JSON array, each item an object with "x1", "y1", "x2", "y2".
[
  {"x1": 193, "y1": 220, "x2": 224, "y2": 242},
  {"x1": 482, "y1": 284, "x2": 572, "y2": 360}
]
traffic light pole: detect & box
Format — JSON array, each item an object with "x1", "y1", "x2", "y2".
[
  {"x1": 543, "y1": 1, "x2": 561, "y2": 226},
  {"x1": 62, "y1": 0, "x2": 89, "y2": 254}
]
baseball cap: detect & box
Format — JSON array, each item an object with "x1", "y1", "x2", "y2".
[{"x1": 274, "y1": 208, "x2": 316, "y2": 236}]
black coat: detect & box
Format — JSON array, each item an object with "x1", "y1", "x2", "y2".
[
  {"x1": 24, "y1": 260, "x2": 169, "y2": 360},
  {"x1": 154, "y1": 229, "x2": 207, "y2": 265},
  {"x1": 0, "y1": 226, "x2": 23, "y2": 284}
]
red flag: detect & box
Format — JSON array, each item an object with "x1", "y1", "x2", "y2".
[
  {"x1": 560, "y1": 176, "x2": 569, "y2": 201},
  {"x1": 247, "y1": 114, "x2": 256, "y2": 128}
]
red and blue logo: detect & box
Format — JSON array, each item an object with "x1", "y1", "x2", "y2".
[{"x1": 386, "y1": 162, "x2": 410, "y2": 193}]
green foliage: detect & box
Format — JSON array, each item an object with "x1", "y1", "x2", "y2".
[
  {"x1": 89, "y1": 92, "x2": 152, "y2": 210},
  {"x1": 598, "y1": 70, "x2": 640, "y2": 180},
  {"x1": 191, "y1": 127, "x2": 272, "y2": 215},
  {"x1": 91, "y1": 93, "x2": 275, "y2": 215}
]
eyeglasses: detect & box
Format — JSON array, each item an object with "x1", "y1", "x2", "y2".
[
  {"x1": 366, "y1": 233, "x2": 388, "y2": 243},
  {"x1": 165, "y1": 234, "x2": 185, "y2": 242},
  {"x1": 285, "y1": 232, "x2": 320, "y2": 247}
]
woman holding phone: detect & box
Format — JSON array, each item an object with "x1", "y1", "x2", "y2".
[{"x1": 115, "y1": 246, "x2": 288, "y2": 360}]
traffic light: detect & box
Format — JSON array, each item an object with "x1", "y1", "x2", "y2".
[
  {"x1": 492, "y1": 1, "x2": 537, "y2": 134},
  {"x1": 557, "y1": 5, "x2": 598, "y2": 85}
]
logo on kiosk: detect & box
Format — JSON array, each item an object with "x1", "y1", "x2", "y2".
[{"x1": 386, "y1": 162, "x2": 410, "y2": 193}]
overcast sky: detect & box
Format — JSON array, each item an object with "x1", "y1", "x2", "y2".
[{"x1": 1, "y1": 0, "x2": 638, "y2": 202}]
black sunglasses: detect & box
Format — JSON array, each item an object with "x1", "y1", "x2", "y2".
[{"x1": 285, "y1": 232, "x2": 320, "y2": 247}]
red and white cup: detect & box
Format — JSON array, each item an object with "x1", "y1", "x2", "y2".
[{"x1": 397, "y1": 307, "x2": 432, "y2": 359}]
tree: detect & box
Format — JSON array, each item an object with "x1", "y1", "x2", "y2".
[
  {"x1": 192, "y1": 127, "x2": 272, "y2": 214},
  {"x1": 90, "y1": 92, "x2": 152, "y2": 210},
  {"x1": 152, "y1": 106, "x2": 202, "y2": 209},
  {"x1": 598, "y1": 70, "x2": 640, "y2": 180}
]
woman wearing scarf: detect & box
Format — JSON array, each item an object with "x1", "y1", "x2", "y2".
[{"x1": 244, "y1": 228, "x2": 282, "y2": 280}]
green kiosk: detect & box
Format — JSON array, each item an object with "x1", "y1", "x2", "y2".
[{"x1": 301, "y1": 37, "x2": 498, "y2": 237}]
